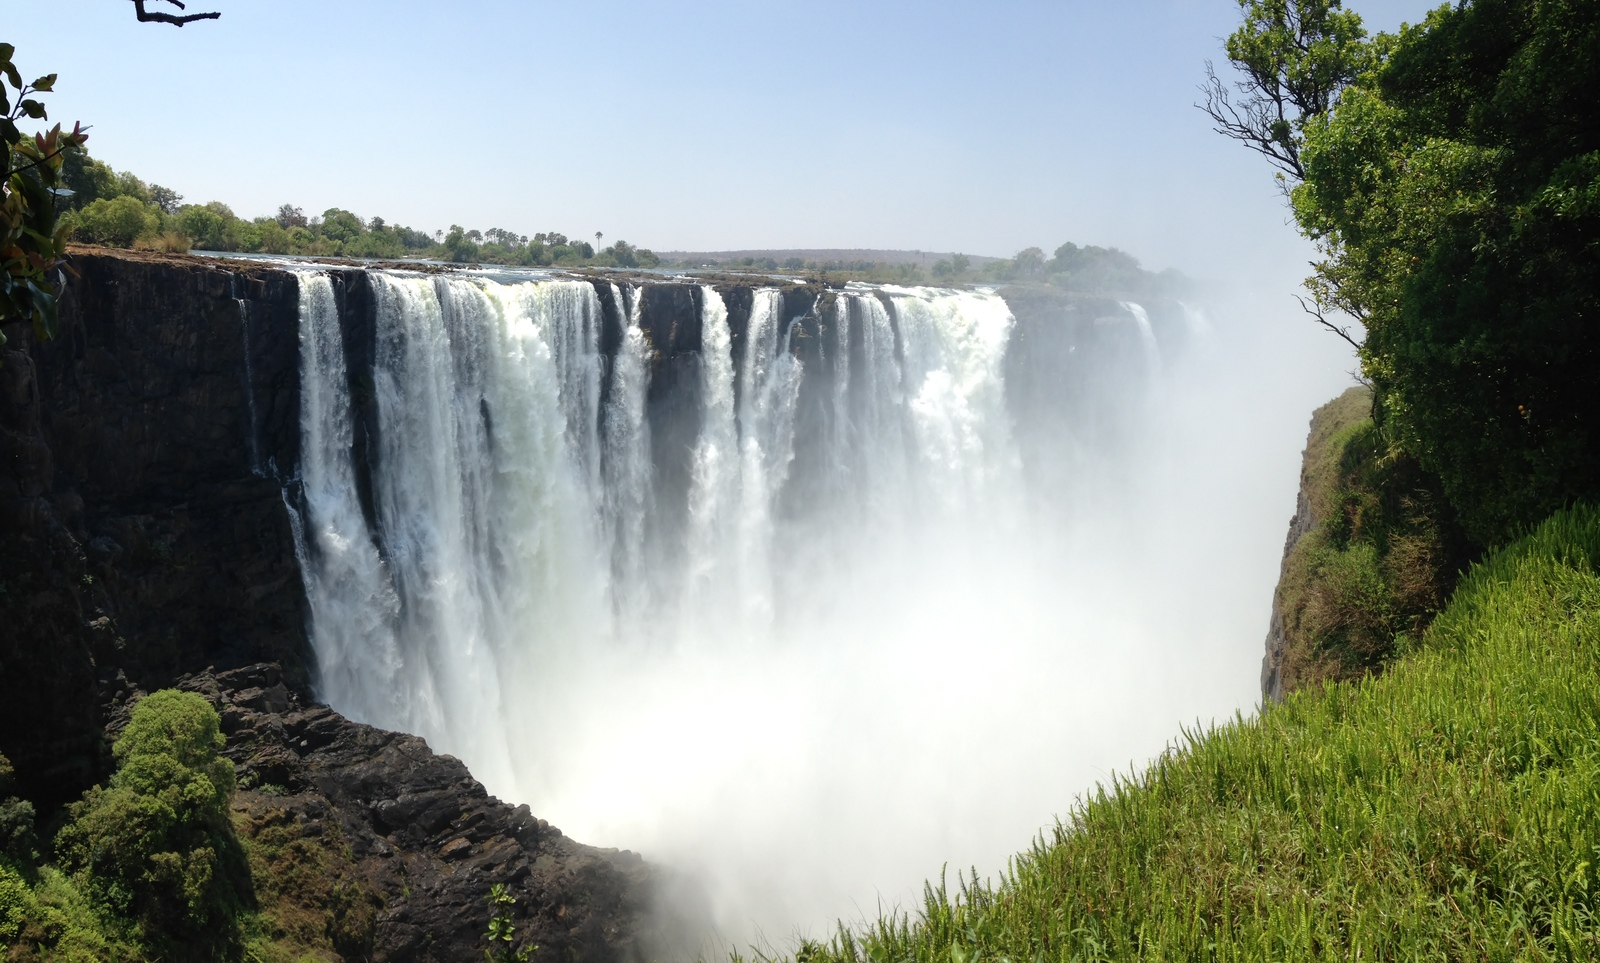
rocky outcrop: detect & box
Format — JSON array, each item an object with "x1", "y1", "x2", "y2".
[
  {"x1": 134, "y1": 663, "x2": 676, "y2": 963},
  {"x1": 1, "y1": 249, "x2": 310, "y2": 808},
  {"x1": 1260, "y1": 387, "x2": 1373, "y2": 702}
]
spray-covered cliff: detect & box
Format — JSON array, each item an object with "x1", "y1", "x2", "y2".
[{"x1": 1, "y1": 247, "x2": 1199, "y2": 957}]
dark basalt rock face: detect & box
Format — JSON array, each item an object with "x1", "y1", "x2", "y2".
[
  {"x1": 0, "y1": 249, "x2": 727, "y2": 957},
  {"x1": 1, "y1": 250, "x2": 309, "y2": 809},
  {"x1": 152, "y1": 663, "x2": 676, "y2": 963},
  {"x1": 0, "y1": 248, "x2": 824, "y2": 810}
]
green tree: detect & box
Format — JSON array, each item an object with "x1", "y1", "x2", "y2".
[
  {"x1": 176, "y1": 203, "x2": 225, "y2": 249},
  {"x1": 54, "y1": 690, "x2": 249, "y2": 961},
  {"x1": 0, "y1": 753, "x2": 36, "y2": 870},
  {"x1": 1, "y1": 44, "x2": 88, "y2": 343},
  {"x1": 1290, "y1": 0, "x2": 1600, "y2": 544},
  {"x1": 148, "y1": 183, "x2": 183, "y2": 214},
  {"x1": 1013, "y1": 246, "x2": 1045, "y2": 277},
  {"x1": 74, "y1": 195, "x2": 160, "y2": 247},
  {"x1": 318, "y1": 207, "x2": 364, "y2": 244},
  {"x1": 1200, "y1": 0, "x2": 1370, "y2": 185}
]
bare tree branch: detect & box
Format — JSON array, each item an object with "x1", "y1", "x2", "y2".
[
  {"x1": 1296, "y1": 293, "x2": 1364, "y2": 351},
  {"x1": 1199, "y1": 60, "x2": 1306, "y2": 183},
  {"x1": 131, "y1": 0, "x2": 220, "y2": 26}
]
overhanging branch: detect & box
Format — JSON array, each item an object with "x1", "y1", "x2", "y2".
[
  {"x1": 132, "y1": 0, "x2": 220, "y2": 26},
  {"x1": 1296, "y1": 294, "x2": 1364, "y2": 352}
]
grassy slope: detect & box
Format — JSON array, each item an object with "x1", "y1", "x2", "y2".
[{"x1": 770, "y1": 506, "x2": 1600, "y2": 962}]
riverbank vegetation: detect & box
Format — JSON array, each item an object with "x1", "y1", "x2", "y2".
[
  {"x1": 677, "y1": 242, "x2": 1191, "y2": 295},
  {"x1": 52, "y1": 149, "x2": 660, "y2": 269}
]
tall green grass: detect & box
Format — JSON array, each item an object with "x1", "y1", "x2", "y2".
[{"x1": 759, "y1": 506, "x2": 1600, "y2": 962}]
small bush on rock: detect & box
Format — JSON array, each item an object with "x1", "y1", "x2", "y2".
[{"x1": 52, "y1": 690, "x2": 252, "y2": 961}]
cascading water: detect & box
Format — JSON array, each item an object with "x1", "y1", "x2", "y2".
[
  {"x1": 293, "y1": 273, "x2": 403, "y2": 730},
  {"x1": 603, "y1": 283, "x2": 654, "y2": 628},
  {"x1": 288, "y1": 268, "x2": 1304, "y2": 947},
  {"x1": 1120, "y1": 300, "x2": 1163, "y2": 375},
  {"x1": 232, "y1": 274, "x2": 265, "y2": 476}
]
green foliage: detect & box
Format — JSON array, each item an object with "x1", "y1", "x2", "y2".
[
  {"x1": 50, "y1": 144, "x2": 658, "y2": 269},
  {"x1": 483, "y1": 883, "x2": 536, "y2": 963},
  {"x1": 1290, "y1": 0, "x2": 1600, "y2": 544},
  {"x1": 1273, "y1": 389, "x2": 1475, "y2": 692},
  {"x1": 0, "y1": 795, "x2": 37, "y2": 869},
  {"x1": 0, "y1": 751, "x2": 39, "y2": 941},
  {"x1": 1202, "y1": 0, "x2": 1370, "y2": 182},
  {"x1": 0, "y1": 43, "x2": 88, "y2": 343},
  {"x1": 72, "y1": 195, "x2": 160, "y2": 247},
  {"x1": 48, "y1": 689, "x2": 249, "y2": 962},
  {"x1": 756, "y1": 505, "x2": 1600, "y2": 962},
  {"x1": 232, "y1": 798, "x2": 378, "y2": 962}
]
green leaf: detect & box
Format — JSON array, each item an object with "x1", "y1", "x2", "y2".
[
  {"x1": 2, "y1": 63, "x2": 20, "y2": 91},
  {"x1": 0, "y1": 44, "x2": 14, "y2": 64},
  {"x1": 19, "y1": 100, "x2": 45, "y2": 120},
  {"x1": 30, "y1": 75, "x2": 55, "y2": 92},
  {"x1": 0, "y1": 118, "x2": 19, "y2": 147},
  {"x1": 26, "y1": 281, "x2": 57, "y2": 341}
]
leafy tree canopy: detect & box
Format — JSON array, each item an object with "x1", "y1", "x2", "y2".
[
  {"x1": 52, "y1": 690, "x2": 247, "y2": 961},
  {"x1": 1202, "y1": 0, "x2": 1371, "y2": 184},
  {"x1": 1289, "y1": 0, "x2": 1600, "y2": 543},
  {"x1": 0, "y1": 44, "x2": 86, "y2": 344}
]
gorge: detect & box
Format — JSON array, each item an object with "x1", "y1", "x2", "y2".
[{"x1": 0, "y1": 249, "x2": 1341, "y2": 956}]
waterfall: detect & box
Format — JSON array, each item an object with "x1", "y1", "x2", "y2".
[
  {"x1": 292, "y1": 273, "x2": 403, "y2": 727},
  {"x1": 1120, "y1": 300, "x2": 1163, "y2": 375},
  {"x1": 232, "y1": 275, "x2": 264, "y2": 476},
  {"x1": 684, "y1": 286, "x2": 740, "y2": 630},
  {"x1": 278, "y1": 264, "x2": 1300, "y2": 944},
  {"x1": 603, "y1": 283, "x2": 654, "y2": 626},
  {"x1": 293, "y1": 270, "x2": 1027, "y2": 806}
]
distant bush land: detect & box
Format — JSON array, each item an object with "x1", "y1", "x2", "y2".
[{"x1": 55, "y1": 150, "x2": 659, "y2": 269}]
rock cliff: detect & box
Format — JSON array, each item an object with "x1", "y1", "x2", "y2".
[
  {"x1": 1259, "y1": 386, "x2": 1373, "y2": 702},
  {"x1": 159, "y1": 663, "x2": 675, "y2": 962},
  {"x1": 1, "y1": 247, "x2": 1182, "y2": 957},
  {"x1": 0, "y1": 249, "x2": 697, "y2": 959}
]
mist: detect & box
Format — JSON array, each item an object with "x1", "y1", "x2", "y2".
[{"x1": 290, "y1": 263, "x2": 1356, "y2": 953}]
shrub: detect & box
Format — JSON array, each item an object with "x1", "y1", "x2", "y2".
[
  {"x1": 53, "y1": 690, "x2": 249, "y2": 962},
  {"x1": 71, "y1": 195, "x2": 160, "y2": 247},
  {"x1": 0, "y1": 752, "x2": 37, "y2": 871}
]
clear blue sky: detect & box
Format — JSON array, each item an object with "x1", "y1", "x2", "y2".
[{"x1": 4, "y1": 0, "x2": 1437, "y2": 280}]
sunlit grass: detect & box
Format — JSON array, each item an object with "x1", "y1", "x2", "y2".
[{"x1": 748, "y1": 506, "x2": 1600, "y2": 962}]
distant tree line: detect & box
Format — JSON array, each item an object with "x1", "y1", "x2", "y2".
[
  {"x1": 54, "y1": 150, "x2": 659, "y2": 269},
  {"x1": 677, "y1": 244, "x2": 1186, "y2": 295},
  {"x1": 937, "y1": 243, "x2": 1189, "y2": 295}
]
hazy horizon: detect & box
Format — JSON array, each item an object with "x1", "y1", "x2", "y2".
[{"x1": 5, "y1": 0, "x2": 1437, "y2": 284}]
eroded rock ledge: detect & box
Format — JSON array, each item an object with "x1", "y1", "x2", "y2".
[{"x1": 135, "y1": 663, "x2": 673, "y2": 962}]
